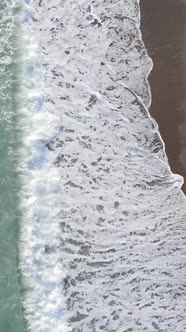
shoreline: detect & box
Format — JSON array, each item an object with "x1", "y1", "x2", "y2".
[{"x1": 140, "y1": 0, "x2": 186, "y2": 193}]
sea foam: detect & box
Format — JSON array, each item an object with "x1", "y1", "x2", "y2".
[
  {"x1": 19, "y1": 1, "x2": 69, "y2": 331},
  {"x1": 19, "y1": 0, "x2": 186, "y2": 331}
]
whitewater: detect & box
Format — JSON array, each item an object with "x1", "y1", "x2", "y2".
[{"x1": 2, "y1": 0, "x2": 185, "y2": 331}]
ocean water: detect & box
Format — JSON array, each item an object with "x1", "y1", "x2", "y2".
[
  {"x1": 0, "y1": 1, "x2": 24, "y2": 331},
  {"x1": 0, "y1": 0, "x2": 186, "y2": 331}
]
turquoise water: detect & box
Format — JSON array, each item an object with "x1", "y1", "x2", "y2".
[{"x1": 0, "y1": 2, "x2": 25, "y2": 331}]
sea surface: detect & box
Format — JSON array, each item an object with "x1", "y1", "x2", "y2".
[
  {"x1": 0, "y1": 1, "x2": 24, "y2": 331},
  {"x1": 0, "y1": 0, "x2": 185, "y2": 331}
]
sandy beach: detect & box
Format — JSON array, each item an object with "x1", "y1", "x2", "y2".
[{"x1": 141, "y1": 0, "x2": 186, "y2": 193}]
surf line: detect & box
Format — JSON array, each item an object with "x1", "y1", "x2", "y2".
[{"x1": 19, "y1": 1, "x2": 68, "y2": 331}]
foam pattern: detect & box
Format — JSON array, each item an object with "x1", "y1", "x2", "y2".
[{"x1": 19, "y1": 0, "x2": 186, "y2": 331}]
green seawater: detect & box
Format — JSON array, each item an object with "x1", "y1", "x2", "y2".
[{"x1": 0, "y1": 2, "x2": 25, "y2": 331}]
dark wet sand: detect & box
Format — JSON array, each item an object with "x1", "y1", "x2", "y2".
[{"x1": 140, "y1": 0, "x2": 186, "y2": 193}]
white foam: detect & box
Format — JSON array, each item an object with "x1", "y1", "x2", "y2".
[
  {"x1": 19, "y1": 0, "x2": 186, "y2": 331},
  {"x1": 19, "y1": 2, "x2": 69, "y2": 331}
]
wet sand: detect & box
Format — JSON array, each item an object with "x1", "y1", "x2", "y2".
[{"x1": 140, "y1": 0, "x2": 186, "y2": 193}]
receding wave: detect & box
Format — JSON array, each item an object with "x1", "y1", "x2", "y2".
[{"x1": 19, "y1": 0, "x2": 186, "y2": 331}]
